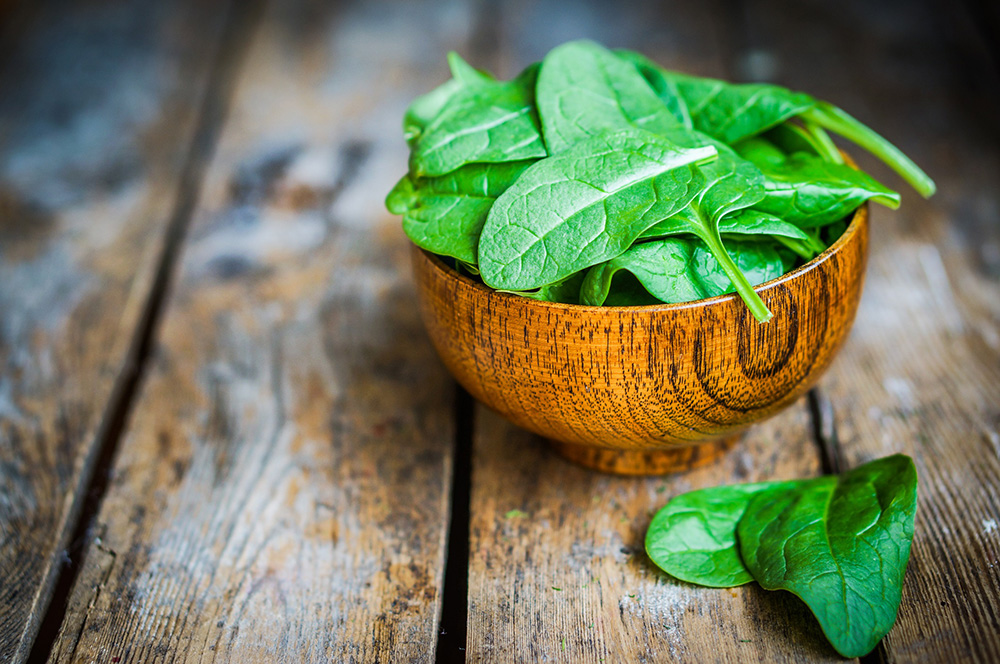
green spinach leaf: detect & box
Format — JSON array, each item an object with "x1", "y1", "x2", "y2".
[
  {"x1": 645, "y1": 482, "x2": 796, "y2": 587},
  {"x1": 750, "y1": 153, "x2": 901, "y2": 227},
  {"x1": 802, "y1": 102, "x2": 935, "y2": 197},
  {"x1": 603, "y1": 271, "x2": 661, "y2": 306},
  {"x1": 614, "y1": 49, "x2": 693, "y2": 128},
  {"x1": 478, "y1": 128, "x2": 716, "y2": 291},
  {"x1": 514, "y1": 270, "x2": 587, "y2": 305},
  {"x1": 537, "y1": 41, "x2": 679, "y2": 154},
  {"x1": 388, "y1": 160, "x2": 533, "y2": 263},
  {"x1": 580, "y1": 236, "x2": 785, "y2": 306},
  {"x1": 647, "y1": 141, "x2": 775, "y2": 321},
  {"x1": 640, "y1": 208, "x2": 809, "y2": 242},
  {"x1": 403, "y1": 78, "x2": 463, "y2": 148},
  {"x1": 410, "y1": 60, "x2": 546, "y2": 177},
  {"x1": 618, "y1": 49, "x2": 934, "y2": 196},
  {"x1": 738, "y1": 454, "x2": 918, "y2": 658},
  {"x1": 616, "y1": 50, "x2": 815, "y2": 145}
]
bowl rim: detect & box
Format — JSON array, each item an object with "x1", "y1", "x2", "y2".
[{"x1": 418, "y1": 201, "x2": 867, "y2": 315}]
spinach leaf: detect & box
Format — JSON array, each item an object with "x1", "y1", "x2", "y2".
[
  {"x1": 616, "y1": 50, "x2": 815, "y2": 145},
  {"x1": 640, "y1": 208, "x2": 809, "y2": 242},
  {"x1": 514, "y1": 270, "x2": 587, "y2": 305},
  {"x1": 648, "y1": 142, "x2": 775, "y2": 321},
  {"x1": 403, "y1": 78, "x2": 463, "y2": 148},
  {"x1": 614, "y1": 49, "x2": 692, "y2": 128},
  {"x1": 388, "y1": 160, "x2": 533, "y2": 263},
  {"x1": 802, "y1": 102, "x2": 935, "y2": 197},
  {"x1": 645, "y1": 482, "x2": 796, "y2": 587},
  {"x1": 750, "y1": 153, "x2": 901, "y2": 227},
  {"x1": 410, "y1": 60, "x2": 546, "y2": 177},
  {"x1": 756, "y1": 122, "x2": 843, "y2": 164},
  {"x1": 618, "y1": 49, "x2": 935, "y2": 196},
  {"x1": 691, "y1": 238, "x2": 786, "y2": 297},
  {"x1": 731, "y1": 136, "x2": 788, "y2": 167},
  {"x1": 580, "y1": 238, "x2": 704, "y2": 307},
  {"x1": 478, "y1": 128, "x2": 717, "y2": 291},
  {"x1": 738, "y1": 455, "x2": 918, "y2": 658},
  {"x1": 580, "y1": 236, "x2": 785, "y2": 306},
  {"x1": 446, "y1": 50, "x2": 494, "y2": 85},
  {"x1": 603, "y1": 272, "x2": 661, "y2": 306},
  {"x1": 537, "y1": 41, "x2": 679, "y2": 154}
]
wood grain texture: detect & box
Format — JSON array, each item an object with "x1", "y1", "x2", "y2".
[
  {"x1": 462, "y1": 0, "x2": 849, "y2": 660},
  {"x1": 740, "y1": 0, "x2": 1000, "y2": 661},
  {"x1": 44, "y1": 1, "x2": 478, "y2": 662},
  {"x1": 467, "y1": 403, "x2": 846, "y2": 662},
  {"x1": 0, "y1": 1, "x2": 230, "y2": 660},
  {"x1": 414, "y1": 204, "x2": 867, "y2": 474}
]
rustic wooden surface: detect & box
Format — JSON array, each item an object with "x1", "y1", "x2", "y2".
[
  {"x1": 0, "y1": 1, "x2": 231, "y2": 660},
  {"x1": 0, "y1": 0, "x2": 997, "y2": 662},
  {"x1": 41, "y1": 0, "x2": 466, "y2": 662},
  {"x1": 467, "y1": 403, "x2": 844, "y2": 663}
]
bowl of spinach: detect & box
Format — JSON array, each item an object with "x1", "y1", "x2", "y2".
[{"x1": 389, "y1": 41, "x2": 933, "y2": 474}]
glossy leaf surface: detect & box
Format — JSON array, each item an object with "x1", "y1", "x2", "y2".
[
  {"x1": 389, "y1": 161, "x2": 533, "y2": 263},
  {"x1": 738, "y1": 455, "x2": 919, "y2": 658},
  {"x1": 537, "y1": 41, "x2": 679, "y2": 154},
  {"x1": 410, "y1": 63, "x2": 546, "y2": 177},
  {"x1": 478, "y1": 129, "x2": 716, "y2": 291},
  {"x1": 580, "y1": 236, "x2": 785, "y2": 306},
  {"x1": 645, "y1": 482, "x2": 794, "y2": 587}
]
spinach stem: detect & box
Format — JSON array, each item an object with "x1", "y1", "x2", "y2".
[
  {"x1": 701, "y1": 231, "x2": 773, "y2": 322},
  {"x1": 802, "y1": 121, "x2": 844, "y2": 164},
  {"x1": 803, "y1": 102, "x2": 936, "y2": 197},
  {"x1": 802, "y1": 229, "x2": 826, "y2": 254},
  {"x1": 775, "y1": 236, "x2": 818, "y2": 261}
]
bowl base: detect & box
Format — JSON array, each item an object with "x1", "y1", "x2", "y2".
[{"x1": 548, "y1": 436, "x2": 740, "y2": 476}]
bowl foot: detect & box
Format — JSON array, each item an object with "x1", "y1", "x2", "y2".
[{"x1": 548, "y1": 436, "x2": 740, "y2": 476}]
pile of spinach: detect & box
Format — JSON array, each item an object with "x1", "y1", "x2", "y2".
[
  {"x1": 388, "y1": 41, "x2": 934, "y2": 322},
  {"x1": 646, "y1": 454, "x2": 918, "y2": 657}
]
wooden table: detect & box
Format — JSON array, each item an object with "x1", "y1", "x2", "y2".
[{"x1": 1, "y1": 0, "x2": 998, "y2": 661}]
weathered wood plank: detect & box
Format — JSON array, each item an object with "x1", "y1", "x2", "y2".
[
  {"x1": 0, "y1": 2, "x2": 231, "y2": 660},
  {"x1": 464, "y1": 0, "x2": 845, "y2": 660},
  {"x1": 741, "y1": 0, "x2": 1000, "y2": 661},
  {"x1": 468, "y1": 403, "x2": 846, "y2": 663},
  {"x1": 48, "y1": 1, "x2": 474, "y2": 661}
]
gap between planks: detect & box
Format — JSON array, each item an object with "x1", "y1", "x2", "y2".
[
  {"x1": 435, "y1": 388, "x2": 475, "y2": 664},
  {"x1": 23, "y1": 1, "x2": 266, "y2": 661}
]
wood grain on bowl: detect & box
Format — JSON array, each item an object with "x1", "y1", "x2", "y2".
[{"x1": 413, "y1": 205, "x2": 868, "y2": 474}]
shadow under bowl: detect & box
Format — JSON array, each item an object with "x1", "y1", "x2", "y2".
[{"x1": 412, "y1": 204, "x2": 868, "y2": 475}]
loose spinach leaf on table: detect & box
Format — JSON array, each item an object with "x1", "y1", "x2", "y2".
[
  {"x1": 646, "y1": 455, "x2": 918, "y2": 658},
  {"x1": 478, "y1": 128, "x2": 717, "y2": 292},
  {"x1": 386, "y1": 160, "x2": 534, "y2": 263},
  {"x1": 738, "y1": 454, "x2": 918, "y2": 658},
  {"x1": 409, "y1": 57, "x2": 546, "y2": 177},
  {"x1": 645, "y1": 482, "x2": 796, "y2": 587},
  {"x1": 580, "y1": 237, "x2": 785, "y2": 307},
  {"x1": 536, "y1": 40, "x2": 679, "y2": 154}
]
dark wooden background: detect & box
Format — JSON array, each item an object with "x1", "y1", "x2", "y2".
[{"x1": 1, "y1": 0, "x2": 998, "y2": 662}]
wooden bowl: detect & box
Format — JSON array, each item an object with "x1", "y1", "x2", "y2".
[{"x1": 412, "y1": 204, "x2": 868, "y2": 475}]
